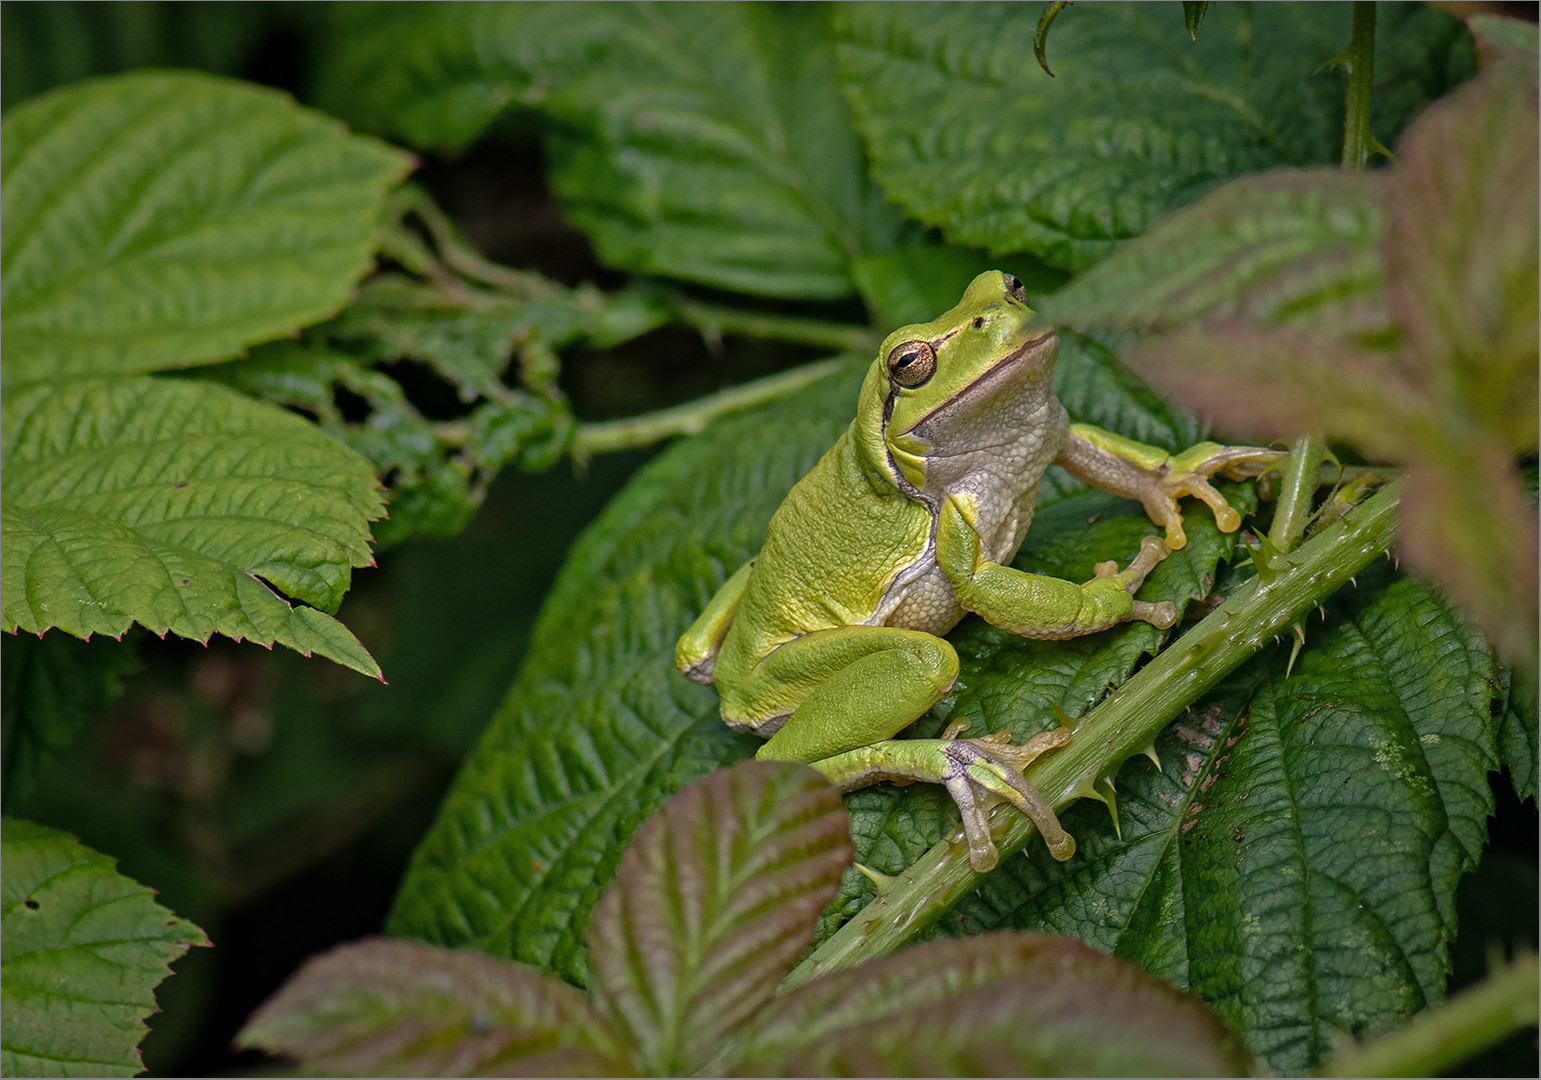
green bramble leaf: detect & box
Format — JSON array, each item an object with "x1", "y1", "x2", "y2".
[
  {"x1": 387, "y1": 363, "x2": 862, "y2": 984},
  {"x1": 314, "y1": 2, "x2": 905, "y2": 299},
  {"x1": 311, "y1": 1, "x2": 535, "y2": 151},
  {"x1": 1, "y1": 70, "x2": 410, "y2": 386},
  {"x1": 941, "y1": 570, "x2": 1500, "y2": 1073},
  {"x1": 1050, "y1": 330, "x2": 1205, "y2": 457},
  {"x1": 0, "y1": 2, "x2": 276, "y2": 107},
  {"x1": 205, "y1": 270, "x2": 666, "y2": 547},
  {"x1": 322, "y1": 273, "x2": 666, "y2": 404},
  {"x1": 2, "y1": 377, "x2": 383, "y2": 678},
  {"x1": 1183, "y1": 2, "x2": 1213, "y2": 41},
  {"x1": 851, "y1": 245, "x2": 1068, "y2": 329},
  {"x1": 1032, "y1": 2, "x2": 1072, "y2": 78},
  {"x1": 833, "y1": 2, "x2": 1471, "y2": 271},
  {"x1": 1, "y1": 818, "x2": 208, "y2": 1079},
  {"x1": 1496, "y1": 670, "x2": 1538, "y2": 803}
]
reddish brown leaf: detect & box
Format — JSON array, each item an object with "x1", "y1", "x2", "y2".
[
  {"x1": 732, "y1": 933, "x2": 1254, "y2": 1077},
  {"x1": 1383, "y1": 59, "x2": 1539, "y2": 453},
  {"x1": 1399, "y1": 439, "x2": 1539, "y2": 665},
  {"x1": 1039, "y1": 169, "x2": 1393, "y2": 346},
  {"x1": 1468, "y1": 14, "x2": 1539, "y2": 71},
  {"x1": 1125, "y1": 323, "x2": 1431, "y2": 458},
  {"x1": 235, "y1": 937, "x2": 629, "y2": 1077},
  {"x1": 585, "y1": 761, "x2": 852, "y2": 1076}
]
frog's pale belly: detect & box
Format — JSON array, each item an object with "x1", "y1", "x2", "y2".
[
  {"x1": 875, "y1": 484, "x2": 1040, "y2": 636},
  {"x1": 875, "y1": 397, "x2": 1066, "y2": 636}
]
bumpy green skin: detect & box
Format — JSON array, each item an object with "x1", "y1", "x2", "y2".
[{"x1": 676, "y1": 271, "x2": 1275, "y2": 871}]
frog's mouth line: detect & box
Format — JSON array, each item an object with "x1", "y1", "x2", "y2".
[{"x1": 900, "y1": 329, "x2": 1056, "y2": 439}]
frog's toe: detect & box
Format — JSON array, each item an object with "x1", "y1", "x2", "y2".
[
  {"x1": 1125, "y1": 535, "x2": 1171, "y2": 583},
  {"x1": 1165, "y1": 473, "x2": 1234, "y2": 529},
  {"x1": 1142, "y1": 499, "x2": 1190, "y2": 550},
  {"x1": 942, "y1": 769, "x2": 999, "y2": 872},
  {"x1": 1205, "y1": 445, "x2": 1286, "y2": 480},
  {"x1": 1134, "y1": 599, "x2": 1179, "y2": 628}
]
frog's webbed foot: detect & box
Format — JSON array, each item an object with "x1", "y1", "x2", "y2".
[
  {"x1": 936, "y1": 722, "x2": 1075, "y2": 872},
  {"x1": 1141, "y1": 443, "x2": 1283, "y2": 550},
  {"x1": 1062, "y1": 426, "x2": 1282, "y2": 552}
]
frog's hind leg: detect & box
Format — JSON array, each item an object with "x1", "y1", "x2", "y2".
[
  {"x1": 742, "y1": 626, "x2": 1073, "y2": 872},
  {"x1": 743, "y1": 626, "x2": 960, "y2": 765}
]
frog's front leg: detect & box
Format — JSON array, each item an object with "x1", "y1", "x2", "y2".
[
  {"x1": 737, "y1": 626, "x2": 1072, "y2": 871},
  {"x1": 1058, "y1": 423, "x2": 1282, "y2": 549},
  {"x1": 937, "y1": 493, "x2": 1179, "y2": 636},
  {"x1": 675, "y1": 560, "x2": 754, "y2": 685}
]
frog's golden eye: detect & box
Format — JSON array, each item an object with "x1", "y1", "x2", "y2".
[
  {"x1": 1004, "y1": 275, "x2": 1030, "y2": 305},
  {"x1": 886, "y1": 340, "x2": 936, "y2": 388}
]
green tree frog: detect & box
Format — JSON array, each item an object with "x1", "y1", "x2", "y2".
[{"x1": 676, "y1": 271, "x2": 1277, "y2": 872}]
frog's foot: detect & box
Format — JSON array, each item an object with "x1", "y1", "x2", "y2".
[
  {"x1": 1143, "y1": 443, "x2": 1284, "y2": 550},
  {"x1": 1088, "y1": 535, "x2": 1178, "y2": 630},
  {"x1": 935, "y1": 723, "x2": 1076, "y2": 872}
]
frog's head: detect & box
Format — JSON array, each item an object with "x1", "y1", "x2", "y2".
[{"x1": 854, "y1": 270, "x2": 1059, "y2": 494}]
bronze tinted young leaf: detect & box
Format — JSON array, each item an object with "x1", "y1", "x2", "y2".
[
  {"x1": 236, "y1": 937, "x2": 630, "y2": 1077},
  {"x1": 586, "y1": 761, "x2": 852, "y2": 1077},
  {"x1": 733, "y1": 933, "x2": 1253, "y2": 1076},
  {"x1": 1383, "y1": 58, "x2": 1539, "y2": 453},
  {"x1": 1399, "y1": 443, "x2": 1538, "y2": 665},
  {"x1": 1039, "y1": 170, "x2": 1393, "y2": 346},
  {"x1": 1123, "y1": 323, "x2": 1428, "y2": 458}
]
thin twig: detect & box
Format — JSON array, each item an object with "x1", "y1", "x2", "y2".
[
  {"x1": 572, "y1": 359, "x2": 850, "y2": 458},
  {"x1": 669, "y1": 294, "x2": 877, "y2": 354}
]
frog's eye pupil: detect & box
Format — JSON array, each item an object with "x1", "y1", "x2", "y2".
[
  {"x1": 886, "y1": 340, "x2": 937, "y2": 388},
  {"x1": 1004, "y1": 274, "x2": 1030, "y2": 305}
]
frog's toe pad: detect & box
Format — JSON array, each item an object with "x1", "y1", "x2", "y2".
[{"x1": 1134, "y1": 599, "x2": 1179, "y2": 629}]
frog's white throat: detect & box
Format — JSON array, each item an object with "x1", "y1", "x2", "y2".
[{"x1": 892, "y1": 331, "x2": 1067, "y2": 564}]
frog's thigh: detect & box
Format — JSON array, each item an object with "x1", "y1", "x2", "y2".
[{"x1": 750, "y1": 626, "x2": 959, "y2": 765}]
